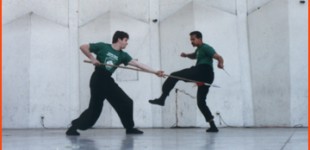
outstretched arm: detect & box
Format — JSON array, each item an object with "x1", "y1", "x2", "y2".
[
  {"x1": 128, "y1": 59, "x2": 164, "y2": 77},
  {"x1": 213, "y1": 53, "x2": 224, "y2": 69},
  {"x1": 180, "y1": 52, "x2": 196, "y2": 59}
]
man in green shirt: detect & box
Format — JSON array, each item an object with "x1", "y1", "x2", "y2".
[
  {"x1": 149, "y1": 31, "x2": 224, "y2": 132},
  {"x1": 66, "y1": 31, "x2": 164, "y2": 136}
]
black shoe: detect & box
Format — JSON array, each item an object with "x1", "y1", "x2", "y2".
[
  {"x1": 206, "y1": 127, "x2": 219, "y2": 133},
  {"x1": 66, "y1": 126, "x2": 80, "y2": 136},
  {"x1": 149, "y1": 99, "x2": 165, "y2": 106},
  {"x1": 126, "y1": 128, "x2": 144, "y2": 134}
]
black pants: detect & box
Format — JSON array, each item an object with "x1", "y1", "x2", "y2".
[
  {"x1": 71, "y1": 68, "x2": 134, "y2": 130},
  {"x1": 161, "y1": 64, "x2": 215, "y2": 122}
]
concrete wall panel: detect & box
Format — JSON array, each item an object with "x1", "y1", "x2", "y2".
[
  {"x1": 159, "y1": 0, "x2": 193, "y2": 21},
  {"x1": 110, "y1": 0, "x2": 149, "y2": 22},
  {"x1": 3, "y1": 11, "x2": 72, "y2": 128},
  {"x1": 3, "y1": 0, "x2": 69, "y2": 26},
  {"x1": 79, "y1": 0, "x2": 149, "y2": 26},
  {"x1": 288, "y1": 0, "x2": 308, "y2": 126},
  {"x1": 248, "y1": 0, "x2": 290, "y2": 126},
  {"x1": 3, "y1": 14, "x2": 31, "y2": 128},
  {"x1": 160, "y1": 0, "x2": 237, "y2": 21},
  {"x1": 79, "y1": 0, "x2": 110, "y2": 26},
  {"x1": 247, "y1": 0, "x2": 273, "y2": 13},
  {"x1": 28, "y1": 14, "x2": 71, "y2": 128},
  {"x1": 196, "y1": 0, "x2": 236, "y2": 14}
]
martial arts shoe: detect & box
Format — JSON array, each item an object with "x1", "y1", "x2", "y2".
[
  {"x1": 148, "y1": 98, "x2": 165, "y2": 106},
  {"x1": 126, "y1": 128, "x2": 144, "y2": 134},
  {"x1": 206, "y1": 127, "x2": 219, "y2": 133},
  {"x1": 66, "y1": 126, "x2": 80, "y2": 136}
]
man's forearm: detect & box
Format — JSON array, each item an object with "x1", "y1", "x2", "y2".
[
  {"x1": 186, "y1": 53, "x2": 196, "y2": 59},
  {"x1": 213, "y1": 53, "x2": 224, "y2": 68},
  {"x1": 217, "y1": 56, "x2": 223, "y2": 64},
  {"x1": 80, "y1": 45, "x2": 96, "y2": 61}
]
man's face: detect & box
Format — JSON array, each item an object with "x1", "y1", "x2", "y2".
[
  {"x1": 190, "y1": 35, "x2": 202, "y2": 47},
  {"x1": 119, "y1": 38, "x2": 129, "y2": 49}
]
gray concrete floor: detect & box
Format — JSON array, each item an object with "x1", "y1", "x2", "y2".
[{"x1": 2, "y1": 128, "x2": 308, "y2": 150}]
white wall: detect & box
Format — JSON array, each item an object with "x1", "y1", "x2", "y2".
[
  {"x1": 3, "y1": 14, "x2": 31, "y2": 128},
  {"x1": 2, "y1": 0, "x2": 308, "y2": 128},
  {"x1": 248, "y1": 0, "x2": 308, "y2": 127},
  {"x1": 248, "y1": 0, "x2": 291, "y2": 126},
  {"x1": 288, "y1": 0, "x2": 308, "y2": 126},
  {"x1": 3, "y1": 0, "x2": 79, "y2": 128}
]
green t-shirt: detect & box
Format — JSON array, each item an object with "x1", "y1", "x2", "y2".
[
  {"x1": 89, "y1": 42, "x2": 132, "y2": 73},
  {"x1": 195, "y1": 43, "x2": 216, "y2": 68}
]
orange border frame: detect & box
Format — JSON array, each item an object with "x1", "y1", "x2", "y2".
[
  {"x1": 0, "y1": 0, "x2": 3, "y2": 147},
  {"x1": 308, "y1": 0, "x2": 310, "y2": 147},
  {"x1": 307, "y1": 6, "x2": 309, "y2": 146}
]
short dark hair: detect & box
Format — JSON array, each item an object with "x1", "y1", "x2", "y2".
[
  {"x1": 112, "y1": 31, "x2": 129, "y2": 43},
  {"x1": 190, "y1": 31, "x2": 203, "y2": 39}
]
